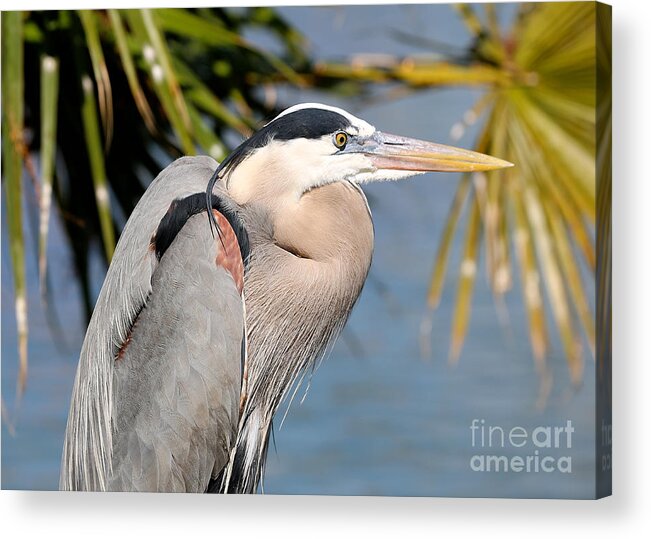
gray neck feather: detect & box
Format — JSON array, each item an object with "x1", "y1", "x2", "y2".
[{"x1": 221, "y1": 181, "x2": 374, "y2": 492}]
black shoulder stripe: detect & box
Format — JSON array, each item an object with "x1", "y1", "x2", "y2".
[{"x1": 154, "y1": 193, "x2": 250, "y2": 264}]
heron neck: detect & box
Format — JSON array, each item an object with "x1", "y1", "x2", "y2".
[
  {"x1": 241, "y1": 179, "x2": 374, "y2": 412},
  {"x1": 224, "y1": 182, "x2": 374, "y2": 492},
  {"x1": 273, "y1": 182, "x2": 373, "y2": 264}
]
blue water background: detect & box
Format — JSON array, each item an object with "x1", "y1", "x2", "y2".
[{"x1": 1, "y1": 4, "x2": 596, "y2": 498}]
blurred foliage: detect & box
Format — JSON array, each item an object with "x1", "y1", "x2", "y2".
[
  {"x1": 1, "y1": 7, "x2": 309, "y2": 393},
  {"x1": 595, "y1": 3, "x2": 611, "y2": 394},
  {"x1": 309, "y1": 3, "x2": 601, "y2": 399},
  {"x1": 1, "y1": 4, "x2": 606, "y2": 397},
  {"x1": 2, "y1": 11, "x2": 27, "y2": 395}
]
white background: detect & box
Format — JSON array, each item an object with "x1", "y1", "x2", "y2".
[{"x1": 1, "y1": 0, "x2": 648, "y2": 536}]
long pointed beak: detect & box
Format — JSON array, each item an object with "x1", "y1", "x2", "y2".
[{"x1": 364, "y1": 131, "x2": 513, "y2": 173}]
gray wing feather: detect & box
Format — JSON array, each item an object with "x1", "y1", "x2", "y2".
[
  {"x1": 60, "y1": 156, "x2": 241, "y2": 491},
  {"x1": 108, "y1": 214, "x2": 244, "y2": 492}
]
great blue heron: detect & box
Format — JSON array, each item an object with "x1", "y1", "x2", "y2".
[{"x1": 60, "y1": 103, "x2": 511, "y2": 493}]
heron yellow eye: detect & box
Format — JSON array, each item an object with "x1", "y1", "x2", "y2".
[{"x1": 334, "y1": 131, "x2": 348, "y2": 149}]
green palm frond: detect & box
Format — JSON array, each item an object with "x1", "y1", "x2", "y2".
[
  {"x1": 38, "y1": 54, "x2": 59, "y2": 296},
  {"x1": 440, "y1": 3, "x2": 597, "y2": 382},
  {"x1": 308, "y1": 3, "x2": 598, "y2": 383},
  {"x1": 450, "y1": 3, "x2": 596, "y2": 381},
  {"x1": 2, "y1": 7, "x2": 310, "y2": 393},
  {"x1": 2, "y1": 11, "x2": 28, "y2": 395}
]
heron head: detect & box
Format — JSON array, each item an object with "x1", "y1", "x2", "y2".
[{"x1": 216, "y1": 103, "x2": 512, "y2": 205}]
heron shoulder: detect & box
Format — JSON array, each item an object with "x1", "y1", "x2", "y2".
[{"x1": 154, "y1": 193, "x2": 249, "y2": 261}]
